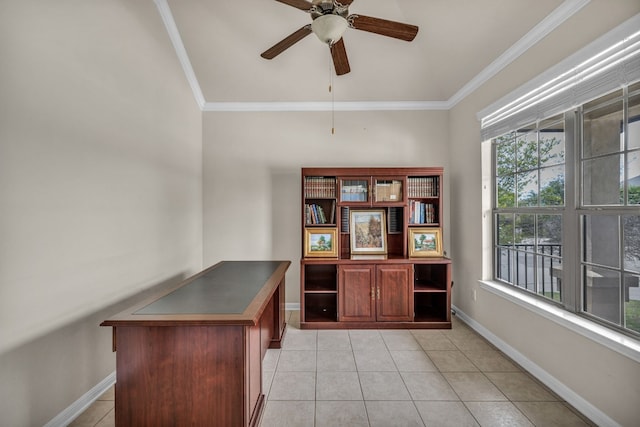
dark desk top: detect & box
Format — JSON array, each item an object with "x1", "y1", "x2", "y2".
[{"x1": 101, "y1": 260, "x2": 290, "y2": 327}]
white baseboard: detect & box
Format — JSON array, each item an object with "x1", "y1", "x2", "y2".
[
  {"x1": 285, "y1": 303, "x2": 300, "y2": 311},
  {"x1": 452, "y1": 305, "x2": 620, "y2": 427},
  {"x1": 44, "y1": 371, "x2": 116, "y2": 427}
]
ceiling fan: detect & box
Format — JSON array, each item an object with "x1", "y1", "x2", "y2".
[{"x1": 261, "y1": 0, "x2": 419, "y2": 76}]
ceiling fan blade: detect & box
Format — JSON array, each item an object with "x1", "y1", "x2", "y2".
[
  {"x1": 349, "y1": 14, "x2": 418, "y2": 41},
  {"x1": 275, "y1": 0, "x2": 313, "y2": 11},
  {"x1": 330, "y1": 38, "x2": 350, "y2": 76},
  {"x1": 261, "y1": 25, "x2": 313, "y2": 59}
]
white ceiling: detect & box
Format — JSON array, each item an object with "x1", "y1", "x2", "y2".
[{"x1": 160, "y1": 0, "x2": 587, "y2": 109}]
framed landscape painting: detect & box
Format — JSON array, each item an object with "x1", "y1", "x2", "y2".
[
  {"x1": 409, "y1": 228, "x2": 443, "y2": 257},
  {"x1": 304, "y1": 228, "x2": 338, "y2": 258},
  {"x1": 350, "y1": 210, "x2": 387, "y2": 255}
]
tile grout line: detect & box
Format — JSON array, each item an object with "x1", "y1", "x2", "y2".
[{"x1": 84, "y1": 313, "x2": 596, "y2": 427}]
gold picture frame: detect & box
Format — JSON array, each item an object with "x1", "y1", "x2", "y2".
[
  {"x1": 409, "y1": 228, "x2": 443, "y2": 257},
  {"x1": 304, "y1": 228, "x2": 338, "y2": 258},
  {"x1": 349, "y1": 209, "x2": 387, "y2": 255}
]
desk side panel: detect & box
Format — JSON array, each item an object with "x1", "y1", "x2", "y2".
[
  {"x1": 115, "y1": 325, "x2": 245, "y2": 427},
  {"x1": 248, "y1": 323, "x2": 262, "y2": 425}
]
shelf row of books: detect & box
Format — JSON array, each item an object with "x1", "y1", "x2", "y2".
[
  {"x1": 305, "y1": 202, "x2": 336, "y2": 225},
  {"x1": 409, "y1": 201, "x2": 437, "y2": 224},
  {"x1": 304, "y1": 177, "x2": 336, "y2": 199},
  {"x1": 408, "y1": 176, "x2": 439, "y2": 198}
]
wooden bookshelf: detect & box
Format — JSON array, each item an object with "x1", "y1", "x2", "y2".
[{"x1": 300, "y1": 167, "x2": 451, "y2": 329}]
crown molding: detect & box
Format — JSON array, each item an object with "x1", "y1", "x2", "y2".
[
  {"x1": 154, "y1": 0, "x2": 205, "y2": 109},
  {"x1": 203, "y1": 100, "x2": 450, "y2": 112},
  {"x1": 157, "y1": 0, "x2": 589, "y2": 113},
  {"x1": 448, "y1": 0, "x2": 590, "y2": 108}
]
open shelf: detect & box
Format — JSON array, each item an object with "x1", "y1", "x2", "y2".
[
  {"x1": 414, "y1": 264, "x2": 448, "y2": 291},
  {"x1": 304, "y1": 293, "x2": 337, "y2": 322},
  {"x1": 414, "y1": 293, "x2": 448, "y2": 322},
  {"x1": 304, "y1": 199, "x2": 337, "y2": 226},
  {"x1": 303, "y1": 264, "x2": 337, "y2": 292}
]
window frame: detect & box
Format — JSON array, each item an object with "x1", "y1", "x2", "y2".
[
  {"x1": 492, "y1": 117, "x2": 567, "y2": 308},
  {"x1": 491, "y1": 86, "x2": 640, "y2": 339},
  {"x1": 577, "y1": 85, "x2": 640, "y2": 335}
]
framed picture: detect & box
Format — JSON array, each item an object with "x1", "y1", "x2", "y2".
[
  {"x1": 350, "y1": 210, "x2": 387, "y2": 255},
  {"x1": 409, "y1": 228, "x2": 443, "y2": 257},
  {"x1": 304, "y1": 228, "x2": 338, "y2": 258}
]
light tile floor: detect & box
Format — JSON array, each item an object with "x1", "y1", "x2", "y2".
[{"x1": 70, "y1": 311, "x2": 595, "y2": 427}]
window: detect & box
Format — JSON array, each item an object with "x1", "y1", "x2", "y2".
[
  {"x1": 494, "y1": 116, "x2": 565, "y2": 302},
  {"x1": 580, "y1": 83, "x2": 640, "y2": 334},
  {"x1": 492, "y1": 84, "x2": 640, "y2": 337}
]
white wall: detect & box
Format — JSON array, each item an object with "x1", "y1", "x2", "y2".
[
  {"x1": 203, "y1": 110, "x2": 450, "y2": 304},
  {"x1": 0, "y1": 1, "x2": 202, "y2": 425},
  {"x1": 2, "y1": 0, "x2": 639, "y2": 425},
  {"x1": 449, "y1": 2, "x2": 640, "y2": 426}
]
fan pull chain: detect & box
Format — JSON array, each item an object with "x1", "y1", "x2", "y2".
[{"x1": 329, "y1": 58, "x2": 335, "y2": 135}]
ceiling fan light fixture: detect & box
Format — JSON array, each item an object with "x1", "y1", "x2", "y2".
[{"x1": 311, "y1": 14, "x2": 348, "y2": 45}]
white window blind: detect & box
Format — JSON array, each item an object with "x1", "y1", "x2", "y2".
[{"x1": 478, "y1": 13, "x2": 640, "y2": 141}]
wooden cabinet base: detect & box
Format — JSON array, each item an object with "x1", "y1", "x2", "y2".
[{"x1": 301, "y1": 258, "x2": 452, "y2": 329}]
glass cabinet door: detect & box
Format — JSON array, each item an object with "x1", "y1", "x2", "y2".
[
  {"x1": 340, "y1": 178, "x2": 370, "y2": 204},
  {"x1": 373, "y1": 178, "x2": 404, "y2": 204}
]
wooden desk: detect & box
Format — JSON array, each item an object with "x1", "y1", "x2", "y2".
[{"x1": 101, "y1": 260, "x2": 290, "y2": 427}]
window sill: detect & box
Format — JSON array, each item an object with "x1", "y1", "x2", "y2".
[{"x1": 478, "y1": 279, "x2": 640, "y2": 363}]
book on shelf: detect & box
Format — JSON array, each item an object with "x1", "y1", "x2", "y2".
[
  {"x1": 409, "y1": 201, "x2": 436, "y2": 224},
  {"x1": 306, "y1": 203, "x2": 323, "y2": 224},
  {"x1": 305, "y1": 200, "x2": 336, "y2": 225},
  {"x1": 329, "y1": 200, "x2": 336, "y2": 224},
  {"x1": 304, "y1": 177, "x2": 336, "y2": 199},
  {"x1": 408, "y1": 176, "x2": 439, "y2": 198}
]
